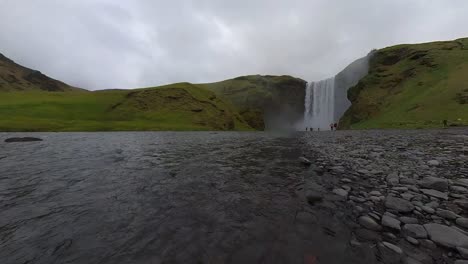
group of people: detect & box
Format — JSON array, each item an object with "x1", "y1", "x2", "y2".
[{"x1": 305, "y1": 123, "x2": 338, "y2": 131}]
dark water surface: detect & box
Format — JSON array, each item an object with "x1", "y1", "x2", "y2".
[{"x1": 0, "y1": 132, "x2": 370, "y2": 264}]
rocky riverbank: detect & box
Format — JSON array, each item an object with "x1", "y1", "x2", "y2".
[{"x1": 301, "y1": 128, "x2": 468, "y2": 264}]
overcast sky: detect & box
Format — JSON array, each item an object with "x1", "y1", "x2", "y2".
[{"x1": 1, "y1": 0, "x2": 468, "y2": 90}]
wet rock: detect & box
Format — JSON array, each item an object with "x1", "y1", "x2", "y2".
[
  {"x1": 400, "y1": 217, "x2": 419, "y2": 224},
  {"x1": 421, "y1": 206, "x2": 435, "y2": 214},
  {"x1": 387, "y1": 172, "x2": 400, "y2": 186},
  {"x1": 436, "y1": 209, "x2": 459, "y2": 220},
  {"x1": 355, "y1": 228, "x2": 382, "y2": 242},
  {"x1": 306, "y1": 191, "x2": 323, "y2": 205},
  {"x1": 420, "y1": 189, "x2": 448, "y2": 200},
  {"x1": 385, "y1": 196, "x2": 415, "y2": 213},
  {"x1": 424, "y1": 223, "x2": 468, "y2": 249},
  {"x1": 457, "y1": 247, "x2": 468, "y2": 259},
  {"x1": 419, "y1": 177, "x2": 448, "y2": 192},
  {"x1": 332, "y1": 188, "x2": 348, "y2": 198},
  {"x1": 382, "y1": 215, "x2": 401, "y2": 231},
  {"x1": 454, "y1": 179, "x2": 468, "y2": 188},
  {"x1": 299, "y1": 157, "x2": 312, "y2": 166},
  {"x1": 359, "y1": 216, "x2": 382, "y2": 231},
  {"x1": 452, "y1": 186, "x2": 468, "y2": 194},
  {"x1": 455, "y1": 199, "x2": 468, "y2": 210},
  {"x1": 403, "y1": 224, "x2": 428, "y2": 239},
  {"x1": 370, "y1": 190, "x2": 382, "y2": 196},
  {"x1": 456, "y1": 218, "x2": 468, "y2": 229},
  {"x1": 406, "y1": 236, "x2": 420, "y2": 245},
  {"x1": 4, "y1": 137, "x2": 42, "y2": 143},
  {"x1": 427, "y1": 160, "x2": 440, "y2": 166},
  {"x1": 420, "y1": 239, "x2": 437, "y2": 249},
  {"x1": 378, "y1": 242, "x2": 403, "y2": 264}
]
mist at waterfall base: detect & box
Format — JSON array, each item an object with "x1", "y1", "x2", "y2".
[{"x1": 299, "y1": 53, "x2": 372, "y2": 131}]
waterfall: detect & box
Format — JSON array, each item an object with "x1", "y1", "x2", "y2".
[
  {"x1": 303, "y1": 78, "x2": 335, "y2": 130},
  {"x1": 302, "y1": 52, "x2": 373, "y2": 131}
]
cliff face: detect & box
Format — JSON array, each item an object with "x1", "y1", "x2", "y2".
[
  {"x1": 201, "y1": 75, "x2": 307, "y2": 130},
  {"x1": 340, "y1": 38, "x2": 468, "y2": 129},
  {"x1": 0, "y1": 52, "x2": 82, "y2": 92},
  {"x1": 334, "y1": 54, "x2": 371, "y2": 122}
]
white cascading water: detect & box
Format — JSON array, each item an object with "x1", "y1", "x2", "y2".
[{"x1": 303, "y1": 78, "x2": 335, "y2": 130}]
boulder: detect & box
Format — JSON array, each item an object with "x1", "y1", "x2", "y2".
[
  {"x1": 4, "y1": 137, "x2": 42, "y2": 143},
  {"x1": 385, "y1": 196, "x2": 414, "y2": 213},
  {"x1": 419, "y1": 177, "x2": 448, "y2": 192},
  {"x1": 424, "y1": 223, "x2": 468, "y2": 249}
]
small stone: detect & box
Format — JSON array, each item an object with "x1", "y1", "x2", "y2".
[
  {"x1": 420, "y1": 189, "x2": 448, "y2": 200},
  {"x1": 369, "y1": 213, "x2": 381, "y2": 221},
  {"x1": 341, "y1": 178, "x2": 352, "y2": 183},
  {"x1": 406, "y1": 236, "x2": 419, "y2": 245},
  {"x1": 400, "y1": 217, "x2": 419, "y2": 224},
  {"x1": 421, "y1": 206, "x2": 435, "y2": 214},
  {"x1": 382, "y1": 215, "x2": 401, "y2": 231},
  {"x1": 455, "y1": 199, "x2": 468, "y2": 210},
  {"x1": 387, "y1": 172, "x2": 400, "y2": 186},
  {"x1": 306, "y1": 191, "x2": 323, "y2": 205},
  {"x1": 436, "y1": 209, "x2": 459, "y2": 220},
  {"x1": 385, "y1": 196, "x2": 415, "y2": 213},
  {"x1": 427, "y1": 160, "x2": 440, "y2": 166},
  {"x1": 299, "y1": 157, "x2": 312, "y2": 165},
  {"x1": 382, "y1": 241, "x2": 403, "y2": 255},
  {"x1": 370, "y1": 190, "x2": 382, "y2": 196},
  {"x1": 359, "y1": 216, "x2": 382, "y2": 231},
  {"x1": 452, "y1": 186, "x2": 468, "y2": 194},
  {"x1": 332, "y1": 188, "x2": 348, "y2": 198},
  {"x1": 454, "y1": 179, "x2": 468, "y2": 188},
  {"x1": 425, "y1": 201, "x2": 439, "y2": 209},
  {"x1": 370, "y1": 196, "x2": 381, "y2": 203},
  {"x1": 456, "y1": 218, "x2": 468, "y2": 229},
  {"x1": 458, "y1": 247, "x2": 468, "y2": 259},
  {"x1": 420, "y1": 239, "x2": 437, "y2": 249},
  {"x1": 403, "y1": 224, "x2": 427, "y2": 239}
]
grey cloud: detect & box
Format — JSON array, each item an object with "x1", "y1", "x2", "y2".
[{"x1": 1, "y1": 0, "x2": 468, "y2": 90}]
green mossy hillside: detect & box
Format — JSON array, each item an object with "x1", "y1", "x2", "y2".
[
  {"x1": 0, "y1": 83, "x2": 252, "y2": 131},
  {"x1": 340, "y1": 38, "x2": 468, "y2": 129},
  {"x1": 200, "y1": 75, "x2": 306, "y2": 130}
]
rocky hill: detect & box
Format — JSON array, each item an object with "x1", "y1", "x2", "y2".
[
  {"x1": 0, "y1": 53, "x2": 83, "y2": 92},
  {"x1": 340, "y1": 38, "x2": 468, "y2": 129}
]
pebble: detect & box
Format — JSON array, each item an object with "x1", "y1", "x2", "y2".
[
  {"x1": 332, "y1": 188, "x2": 348, "y2": 198},
  {"x1": 299, "y1": 157, "x2": 312, "y2": 165},
  {"x1": 400, "y1": 216, "x2": 419, "y2": 224},
  {"x1": 306, "y1": 191, "x2": 323, "y2": 205},
  {"x1": 382, "y1": 241, "x2": 403, "y2": 255},
  {"x1": 406, "y1": 236, "x2": 419, "y2": 245},
  {"x1": 427, "y1": 160, "x2": 440, "y2": 166},
  {"x1": 359, "y1": 216, "x2": 382, "y2": 231},
  {"x1": 403, "y1": 224, "x2": 428, "y2": 239},
  {"x1": 381, "y1": 215, "x2": 401, "y2": 231},
  {"x1": 458, "y1": 247, "x2": 468, "y2": 259},
  {"x1": 457, "y1": 218, "x2": 468, "y2": 229},
  {"x1": 436, "y1": 209, "x2": 459, "y2": 220},
  {"x1": 421, "y1": 206, "x2": 435, "y2": 214},
  {"x1": 420, "y1": 189, "x2": 448, "y2": 200}
]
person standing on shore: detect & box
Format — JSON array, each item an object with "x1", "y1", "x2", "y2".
[
  {"x1": 330, "y1": 123, "x2": 334, "y2": 131},
  {"x1": 334, "y1": 123, "x2": 338, "y2": 131}
]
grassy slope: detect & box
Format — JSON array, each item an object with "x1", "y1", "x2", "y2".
[
  {"x1": 200, "y1": 75, "x2": 306, "y2": 129},
  {"x1": 0, "y1": 83, "x2": 252, "y2": 131},
  {"x1": 340, "y1": 38, "x2": 468, "y2": 129}
]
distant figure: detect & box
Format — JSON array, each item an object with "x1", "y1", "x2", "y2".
[
  {"x1": 330, "y1": 123, "x2": 334, "y2": 131},
  {"x1": 305, "y1": 127, "x2": 308, "y2": 131},
  {"x1": 443, "y1": 120, "x2": 448, "y2": 127},
  {"x1": 334, "y1": 123, "x2": 338, "y2": 130},
  {"x1": 311, "y1": 128, "x2": 314, "y2": 131},
  {"x1": 318, "y1": 128, "x2": 320, "y2": 131}
]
